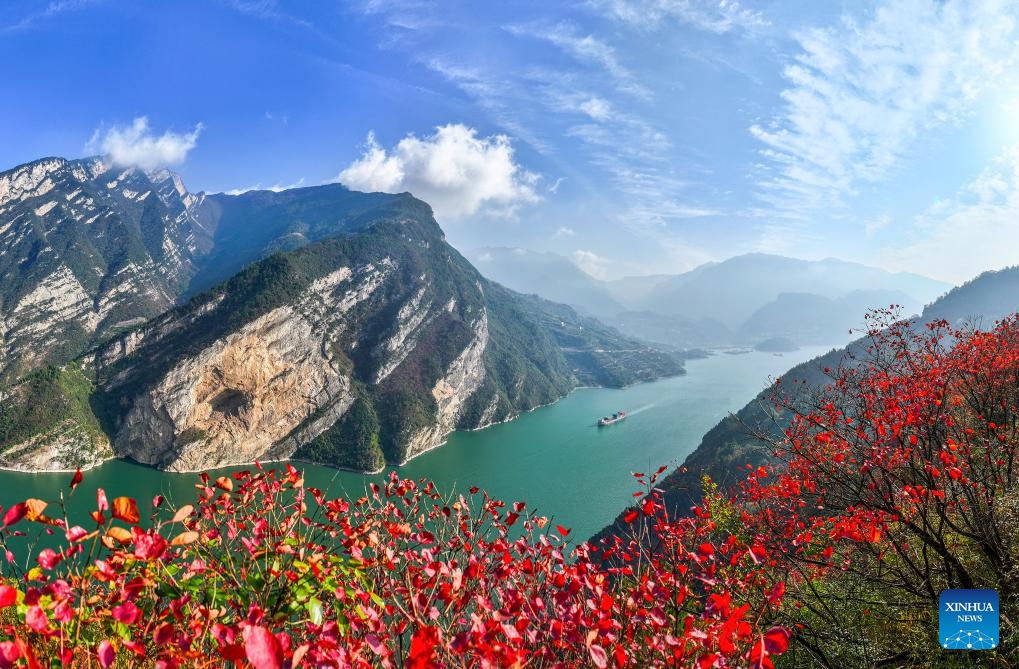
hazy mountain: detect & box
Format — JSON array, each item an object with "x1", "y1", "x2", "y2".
[
  {"x1": 0, "y1": 159, "x2": 681, "y2": 473},
  {"x1": 594, "y1": 264, "x2": 1019, "y2": 542},
  {"x1": 464, "y1": 248, "x2": 951, "y2": 350},
  {"x1": 603, "y1": 273, "x2": 678, "y2": 307},
  {"x1": 644, "y1": 253, "x2": 952, "y2": 328},
  {"x1": 611, "y1": 311, "x2": 732, "y2": 349},
  {"x1": 467, "y1": 247, "x2": 624, "y2": 318},
  {"x1": 736, "y1": 289, "x2": 923, "y2": 346}
]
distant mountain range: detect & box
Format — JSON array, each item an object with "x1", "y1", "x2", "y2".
[
  {"x1": 0, "y1": 157, "x2": 680, "y2": 473},
  {"x1": 467, "y1": 248, "x2": 953, "y2": 349},
  {"x1": 593, "y1": 263, "x2": 1019, "y2": 542}
]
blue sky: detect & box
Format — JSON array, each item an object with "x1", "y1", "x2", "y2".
[{"x1": 3, "y1": 0, "x2": 1019, "y2": 283}]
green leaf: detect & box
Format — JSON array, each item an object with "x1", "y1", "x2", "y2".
[{"x1": 306, "y1": 597, "x2": 324, "y2": 625}]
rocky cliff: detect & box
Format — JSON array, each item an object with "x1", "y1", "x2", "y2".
[
  {"x1": 0, "y1": 161, "x2": 682, "y2": 472},
  {"x1": 0, "y1": 157, "x2": 209, "y2": 381}
]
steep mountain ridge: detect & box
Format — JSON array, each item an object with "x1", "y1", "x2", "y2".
[
  {"x1": 0, "y1": 157, "x2": 209, "y2": 380},
  {"x1": 0, "y1": 159, "x2": 681, "y2": 473}
]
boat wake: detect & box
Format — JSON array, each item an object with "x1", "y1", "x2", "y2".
[{"x1": 626, "y1": 404, "x2": 656, "y2": 416}]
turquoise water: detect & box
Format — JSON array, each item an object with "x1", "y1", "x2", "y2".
[{"x1": 0, "y1": 347, "x2": 828, "y2": 542}]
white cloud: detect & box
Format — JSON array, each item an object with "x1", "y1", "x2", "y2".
[
  {"x1": 579, "y1": 96, "x2": 613, "y2": 121},
  {"x1": 592, "y1": 0, "x2": 767, "y2": 33},
  {"x1": 881, "y1": 143, "x2": 1019, "y2": 283},
  {"x1": 571, "y1": 249, "x2": 611, "y2": 278},
  {"x1": 751, "y1": 0, "x2": 1019, "y2": 217},
  {"x1": 555, "y1": 226, "x2": 576, "y2": 237},
  {"x1": 336, "y1": 124, "x2": 541, "y2": 219},
  {"x1": 87, "y1": 117, "x2": 203, "y2": 171}
]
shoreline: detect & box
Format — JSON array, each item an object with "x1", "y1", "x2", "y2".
[{"x1": 0, "y1": 370, "x2": 688, "y2": 477}]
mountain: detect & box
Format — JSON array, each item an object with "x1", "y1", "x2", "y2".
[
  {"x1": 0, "y1": 157, "x2": 210, "y2": 381},
  {"x1": 465, "y1": 249, "x2": 951, "y2": 350},
  {"x1": 467, "y1": 247, "x2": 624, "y2": 318},
  {"x1": 0, "y1": 158, "x2": 681, "y2": 473},
  {"x1": 603, "y1": 273, "x2": 677, "y2": 306},
  {"x1": 611, "y1": 311, "x2": 732, "y2": 349},
  {"x1": 594, "y1": 265, "x2": 1019, "y2": 542},
  {"x1": 735, "y1": 288, "x2": 921, "y2": 346},
  {"x1": 644, "y1": 253, "x2": 951, "y2": 328}
]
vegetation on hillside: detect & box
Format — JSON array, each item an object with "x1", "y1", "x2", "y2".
[{"x1": 0, "y1": 364, "x2": 107, "y2": 465}]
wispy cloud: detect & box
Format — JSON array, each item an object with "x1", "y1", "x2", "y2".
[
  {"x1": 881, "y1": 142, "x2": 1019, "y2": 283},
  {"x1": 506, "y1": 22, "x2": 651, "y2": 101},
  {"x1": 751, "y1": 0, "x2": 1019, "y2": 217},
  {"x1": 87, "y1": 117, "x2": 203, "y2": 171},
  {"x1": 221, "y1": 0, "x2": 314, "y2": 30},
  {"x1": 336, "y1": 125, "x2": 541, "y2": 219},
  {"x1": 3, "y1": 0, "x2": 97, "y2": 33},
  {"x1": 590, "y1": 0, "x2": 767, "y2": 33}
]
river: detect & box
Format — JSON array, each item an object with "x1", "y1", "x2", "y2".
[{"x1": 0, "y1": 346, "x2": 831, "y2": 543}]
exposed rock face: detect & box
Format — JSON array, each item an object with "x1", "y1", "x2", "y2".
[
  {"x1": 115, "y1": 305, "x2": 354, "y2": 471},
  {"x1": 404, "y1": 312, "x2": 489, "y2": 460}
]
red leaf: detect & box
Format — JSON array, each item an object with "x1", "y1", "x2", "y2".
[
  {"x1": 69, "y1": 469, "x2": 83, "y2": 492},
  {"x1": 589, "y1": 644, "x2": 608, "y2": 668},
  {"x1": 112, "y1": 602, "x2": 140, "y2": 625},
  {"x1": 556, "y1": 524, "x2": 570, "y2": 537},
  {"x1": 0, "y1": 585, "x2": 17, "y2": 608},
  {"x1": 764, "y1": 626, "x2": 791, "y2": 654},
  {"x1": 25, "y1": 606, "x2": 48, "y2": 633},
  {"x1": 3, "y1": 504, "x2": 26, "y2": 527},
  {"x1": 97, "y1": 640, "x2": 115, "y2": 668},
  {"x1": 243, "y1": 625, "x2": 282, "y2": 669},
  {"x1": 112, "y1": 497, "x2": 140, "y2": 525},
  {"x1": 408, "y1": 625, "x2": 441, "y2": 669},
  {"x1": 623, "y1": 510, "x2": 639, "y2": 524}
]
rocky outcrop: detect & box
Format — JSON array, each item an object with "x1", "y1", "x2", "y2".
[
  {"x1": 114, "y1": 304, "x2": 354, "y2": 471},
  {"x1": 404, "y1": 312, "x2": 489, "y2": 460}
]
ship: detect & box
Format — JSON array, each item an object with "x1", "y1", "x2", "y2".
[{"x1": 598, "y1": 411, "x2": 627, "y2": 426}]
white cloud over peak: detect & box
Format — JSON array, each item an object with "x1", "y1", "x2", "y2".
[
  {"x1": 751, "y1": 0, "x2": 1019, "y2": 216},
  {"x1": 221, "y1": 177, "x2": 306, "y2": 196},
  {"x1": 87, "y1": 117, "x2": 203, "y2": 171},
  {"x1": 336, "y1": 124, "x2": 541, "y2": 219}
]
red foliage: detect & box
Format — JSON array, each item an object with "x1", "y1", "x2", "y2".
[{"x1": 0, "y1": 458, "x2": 787, "y2": 667}]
